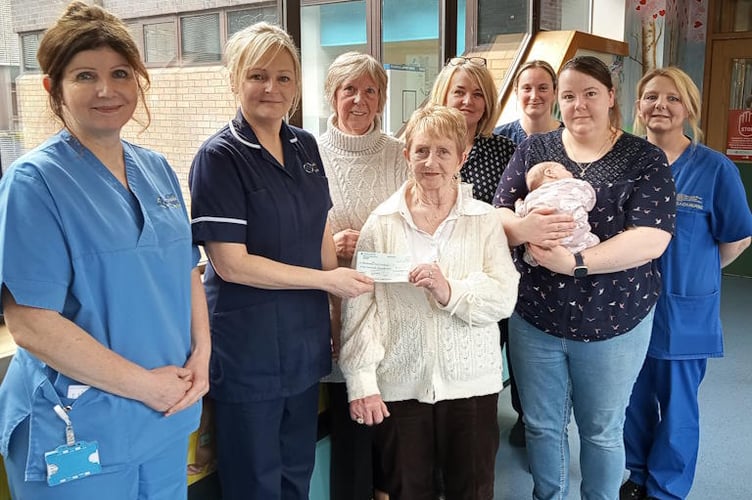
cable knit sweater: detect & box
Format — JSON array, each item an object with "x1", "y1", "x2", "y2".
[
  {"x1": 318, "y1": 115, "x2": 409, "y2": 383},
  {"x1": 340, "y1": 182, "x2": 520, "y2": 404},
  {"x1": 318, "y1": 115, "x2": 409, "y2": 257}
]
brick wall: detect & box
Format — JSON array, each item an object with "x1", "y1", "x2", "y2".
[
  {"x1": 12, "y1": 0, "x2": 274, "y2": 32},
  {"x1": 107, "y1": 0, "x2": 271, "y2": 21},
  {"x1": 16, "y1": 66, "x2": 237, "y2": 210},
  {"x1": 0, "y1": 0, "x2": 20, "y2": 63},
  {"x1": 10, "y1": 0, "x2": 67, "y2": 33}
]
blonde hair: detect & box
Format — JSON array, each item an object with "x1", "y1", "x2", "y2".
[
  {"x1": 428, "y1": 60, "x2": 500, "y2": 137},
  {"x1": 324, "y1": 52, "x2": 388, "y2": 116},
  {"x1": 224, "y1": 22, "x2": 302, "y2": 114},
  {"x1": 38, "y1": 1, "x2": 150, "y2": 129},
  {"x1": 404, "y1": 104, "x2": 467, "y2": 156},
  {"x1": 633, "y1": 66, "x2": 703, "y2": 142}
]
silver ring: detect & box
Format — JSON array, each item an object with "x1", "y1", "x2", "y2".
[
  {"x1": 356, "y1": 417, "x2": 365, "y2": 424},
  {"x1": 429, "y1": 270, "x2": 434, "y2": 279}
]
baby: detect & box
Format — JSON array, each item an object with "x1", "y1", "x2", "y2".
[{"x1": 515, "y1": 161, "x2": 600, "y2": 266}]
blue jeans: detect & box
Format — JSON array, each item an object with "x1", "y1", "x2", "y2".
[{"x1": 509, "y1": 310, "x2": 653, "y2": 500}]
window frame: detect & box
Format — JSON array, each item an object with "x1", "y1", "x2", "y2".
[{"x1": 20, "y1": 31, "x2": 44, "y2": 73}]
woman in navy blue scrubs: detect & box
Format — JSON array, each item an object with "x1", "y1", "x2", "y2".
[{"x1": 188, "y1": 22, "x2": 374, "y2": 500}]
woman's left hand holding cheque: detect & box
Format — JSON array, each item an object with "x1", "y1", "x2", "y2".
[{"x1": 409, "y1": 262, "x2": 451, "y2": 306}]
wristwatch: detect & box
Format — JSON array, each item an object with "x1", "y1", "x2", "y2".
[{"x1": 573, "y1": 252, "x2": 588, "y2": 278}]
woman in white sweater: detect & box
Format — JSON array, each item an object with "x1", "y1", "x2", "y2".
[
  {"x1": 316, "y1": 52, "x2": 409, "y2": 500},
  {"x1": 340, "y1": 104, "x2": 519, "y2": 500}
]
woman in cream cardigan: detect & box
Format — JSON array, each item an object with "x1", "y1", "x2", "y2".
[{"x1": 340, "y1": 104, "x2": 519, "y2": 500}]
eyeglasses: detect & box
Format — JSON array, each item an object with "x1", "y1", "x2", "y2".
[{"x1": 446, "y1": 57, "x2": 487, "y2": 67}]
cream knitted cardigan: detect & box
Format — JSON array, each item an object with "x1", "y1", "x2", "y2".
[{"x1": 340, "y1": 183, "x2": 520, "y2": 404}]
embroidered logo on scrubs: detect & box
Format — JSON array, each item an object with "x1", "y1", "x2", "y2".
[
  {"x1": 303, "y1": 162, "x2": 320, "y2": 174},
  {"x1": 676, "y1": 193, "x2": 703, "y2": 211},
  {"x1": 157, "y1": 194, "x2": 180, "y2": 208}
]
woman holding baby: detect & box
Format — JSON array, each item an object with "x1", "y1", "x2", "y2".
[{"x1": 493, "y1": 56, "x2": 676, "y2": 499}]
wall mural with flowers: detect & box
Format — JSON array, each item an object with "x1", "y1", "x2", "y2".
[{"x1": 622, "y1": 0, "x2": 708, "y2": 132}]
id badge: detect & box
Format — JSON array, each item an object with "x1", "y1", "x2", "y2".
[{"x1": 44, "y1": 440, "x2": 102, "y2": 486}]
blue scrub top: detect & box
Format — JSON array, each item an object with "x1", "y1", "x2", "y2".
[
  {"x1": 493, "y1": 120, "x2": 528, "y2": 145},
  {"x1": 190, "y1": 110, "x2": 332, "y2": 403},
  {"x1": 0, "y1": 131, "x2": 200, "y2": 478},
  {"x1": 649, "y1": 143, "x2": 752, "y2": 359},
  {"x1": 493, "y1": 119, "x2": 564, "y2": 146}
]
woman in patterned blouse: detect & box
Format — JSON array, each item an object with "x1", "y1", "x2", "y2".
[
  {"x1": 428, "y1": 57, "x2": 517, "y2": 205},
  {"x1": 493, "y1": 56, "x2": 676, "y2": 500}
]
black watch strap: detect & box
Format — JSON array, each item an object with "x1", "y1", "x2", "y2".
[
  {"x1": 574, "y1": 252, "x2": 584, "y2": 268},
  {"x1": 573, "y1": 252, "x2": 588, "y2": 277}
]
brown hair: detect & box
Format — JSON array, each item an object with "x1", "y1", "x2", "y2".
[
  {"x1": 633, "y1": 67, "x2": 703, "y2": 142},
  {"x1": 514, "y1": 60, "x2": 557, "y2": 91},
  {"x1": 37, "y1": 1, "x2": 151, "y2": 129},
  {"x1": 559, "y1": 56, "x2": 622, "y2": 130}
]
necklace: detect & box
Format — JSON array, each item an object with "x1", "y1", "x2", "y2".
[
  {"x1": 419, "y1": 202, "x2": 452, "y2": 227},
  {"x1": 566, "y1": 130, "x2": 614, "y2": 176},
  {"x1": 412, "y1": 187, "x2": 455, "y2": 230}
]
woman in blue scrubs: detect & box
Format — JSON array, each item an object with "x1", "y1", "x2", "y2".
[
  {"x1": 621, "y1": 67, "x2": 752, "y2": 500},
  {"x1": 188, "y1": 22, "x2": 374, "y2": 500},
  {"x1": 0, "y1": 2, "x2": 210, "y2": 499}
]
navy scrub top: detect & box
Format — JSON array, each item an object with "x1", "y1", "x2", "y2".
[{"x1": 190, "y1": 110, "x2": 333, "y2": 402}]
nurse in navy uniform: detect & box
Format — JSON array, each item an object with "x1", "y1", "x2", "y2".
[{"x1": 188, "y1": 22, "x2": 373, "y2": 500}]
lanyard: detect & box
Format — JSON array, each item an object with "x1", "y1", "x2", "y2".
[{"x1": 53, "y1": 404, "x2": 76, "y2": 446}]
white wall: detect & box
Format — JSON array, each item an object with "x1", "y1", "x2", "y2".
[{"x1": 591, "y1": 0, "x2": 627, "y2": 41}]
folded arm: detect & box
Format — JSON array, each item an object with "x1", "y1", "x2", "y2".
[{"x1": 528, "y1": 226, "x2": 672, "y2": 275}]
